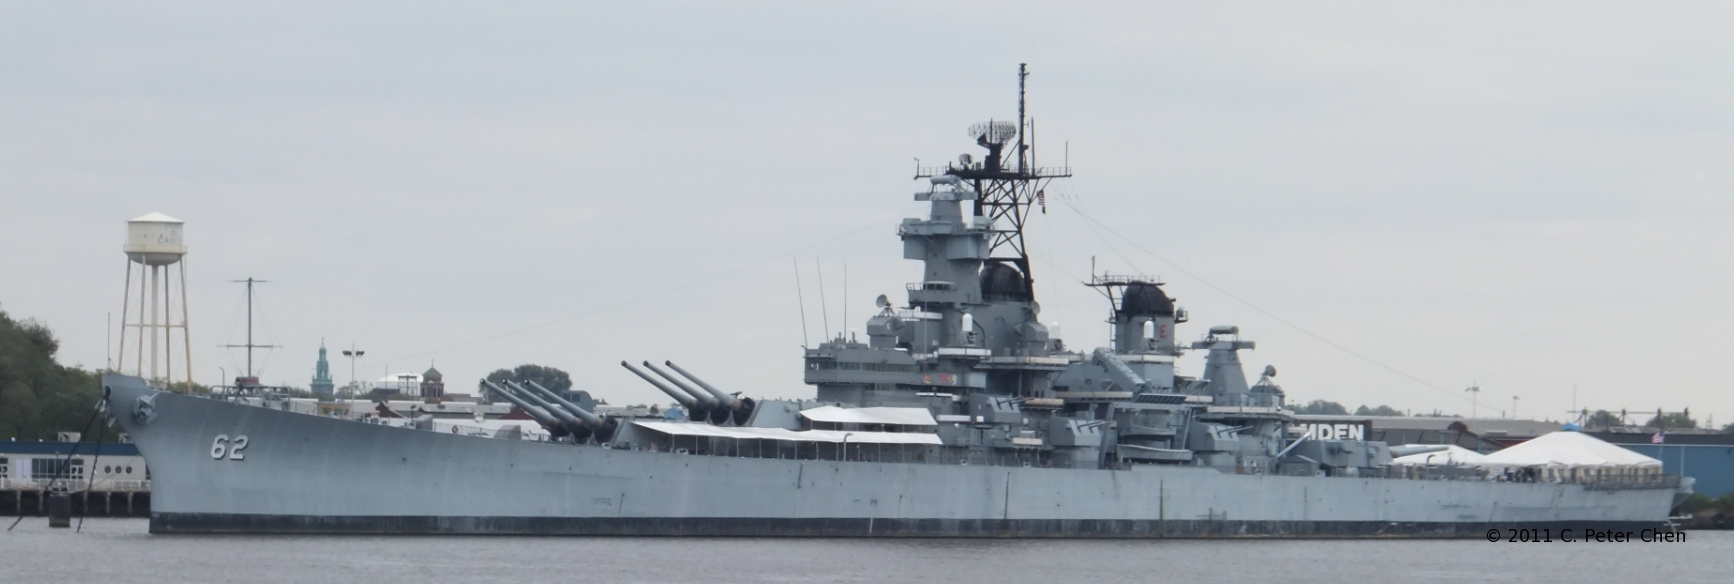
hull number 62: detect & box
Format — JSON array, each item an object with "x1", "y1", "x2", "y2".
[{"x1": 210, "y1": 434, "x2": 249, "y2": 460}]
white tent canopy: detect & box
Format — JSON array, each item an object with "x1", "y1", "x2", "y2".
[
  {"x1": 1481, "y1": 431, "x2": 1661, "y2": 469},
  {"x1": 634, "y1": 421, "x2": 943, "y2": 445},
  {"x1": 1390, "y1": 445, "x2": 1488, "y2": 467},
  {"x1": 799, "y1": 405, "x2": 937, "y2": 427}
]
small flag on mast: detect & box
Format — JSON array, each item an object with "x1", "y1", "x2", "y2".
[{"x1": 1036, "y1": 189, "x2": 1046, "y2": 214}]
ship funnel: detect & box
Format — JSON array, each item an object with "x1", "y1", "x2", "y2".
[
  {"x1": 621, "y1": 361, "x2": 706, "y2": 414},
  {"x1": 664, "y1": 361, "x2": 755, "y2": 425}
]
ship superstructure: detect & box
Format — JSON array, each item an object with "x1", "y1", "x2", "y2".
[{"x1": 99, "y1": 67, "x2": 1683, "y2": 536}]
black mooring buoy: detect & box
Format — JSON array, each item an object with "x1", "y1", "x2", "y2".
[{"x1": 47, "y1": 493, "x2": 72, "y2": 528}]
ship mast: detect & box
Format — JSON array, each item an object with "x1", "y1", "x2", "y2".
[
  {"x1": 915, "y1": 63, "x2": 1070, "y2": 299},
  {"x1": 223, "y1": 277, "x2": 279, "y2": 389}
]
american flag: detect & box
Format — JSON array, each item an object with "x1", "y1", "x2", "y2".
[{"x1": 1651, "y1": 431, "x2": 1665, "y2": 444}]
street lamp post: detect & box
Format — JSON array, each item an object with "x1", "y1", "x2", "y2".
[
  {"x1": 1465, "y1": 385, "x2": 1481, "y2": 419},
  {"x1": 341, "y1": 345, "x2": 365, "y2": 402}
]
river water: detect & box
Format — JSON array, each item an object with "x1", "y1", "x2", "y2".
[{"x1": 2, "y1": 519, "x2": 1729, "y2": 583}]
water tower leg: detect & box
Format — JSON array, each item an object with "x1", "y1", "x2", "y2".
[
  {"x1": 136, "y1": 264, "x2": 147, "y2": 375},
  {"x1": 180, "y1": 261, "x2": 193, "y2": 391},
  {"x1": 162, "y1": 264, "x2": 172, "y2": 387},
  {"x1": 118, "y1": 261, "x2": 132, "y2": 374},
  {"x1": 149, "y1": 265, "x2": 159, "y2": 381}
]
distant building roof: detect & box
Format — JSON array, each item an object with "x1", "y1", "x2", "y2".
[
  {"x1": 1373, "y1": 417, "x2": 1463, "y2": 431},
  {"x1": 423, "y1": 367, "x2": 443, "y2": 380},
  {"x1": 1455, "y1": 419, "x2": 1563, "y2": 439}
]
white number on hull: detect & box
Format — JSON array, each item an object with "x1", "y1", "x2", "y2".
[
  {"x1": 229, "y1": 435, "x2": 248, "y2": 460},
  {"x1": 210, "y1": 434, "x2": 249, "y2": 461}
]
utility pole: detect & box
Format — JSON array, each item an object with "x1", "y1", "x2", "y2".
[{"x1": 341, "y1": 345, "x2": 365, "y2": 401}]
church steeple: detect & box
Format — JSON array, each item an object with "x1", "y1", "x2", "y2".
[{"x1": 311, "y1": 340, "x2": 335, "y2": 399}]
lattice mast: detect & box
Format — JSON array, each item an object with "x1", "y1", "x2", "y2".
[{"x1": 915, "y1": 63, "x2": 1071, "y2": 299}]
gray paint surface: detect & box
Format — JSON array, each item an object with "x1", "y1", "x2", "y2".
[{"x1": 104, "y1": 376, "x2": 1674, "y2": 536}]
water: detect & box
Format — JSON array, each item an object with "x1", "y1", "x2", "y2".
[{"x1": 4, "y1": 519, "x2": 1730, "y2": 584}]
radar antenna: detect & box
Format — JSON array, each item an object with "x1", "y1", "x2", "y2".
[{"x1": 915, "y1": 63, "x2": 1071, "y2": 300}]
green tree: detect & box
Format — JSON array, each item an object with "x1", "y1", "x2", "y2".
[
  {"x1": 1644, "y1": 409, "x2": 1696, "y2": 430},
  {"x1": 1293, "y1": 400, "x2": 1349, "y2": 415},
  {"x1": 479, "y1": 364, "x2": 573, "y2": 398},
  {"x1": 1585, "y1": 410, "x2": 1623, "y2": 429},
  {"x1": 0, "y1": 307, "x2": 101, "y2": 440},
  {"x1": 1676, "y1": 493, "x2": 1715, "y2": 514},
  {"x1": 1354, "y1": 405, "x2": 1404, "y2": 416}
]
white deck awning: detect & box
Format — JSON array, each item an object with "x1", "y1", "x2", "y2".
[
  {"x1": 798, "y1": 405, "x2": 938, "y2": 427},
  {"x1": 633, "y1": 421, "x2": 942, "y2": 445}
]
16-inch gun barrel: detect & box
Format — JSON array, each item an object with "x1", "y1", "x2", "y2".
[
  {"x1": 664, "y1": 360, "x2": 754, "y2": 425},
  {"x1": 663, "y1": 360, "x2": 738, "y2": 409},
  {"x1": 503, "y1": 381, "x2": 588, "y2": 435},
  {"x1": 621, "y1": 361, "x2": 705, "y2": 410},
  {"x1": 480, "y1": 380, "x2": 563, "y2": 432},
  {"x1": 643, "y1": 361, "x2": 723, "y2": 409},
  {"x1": 522, "y1": 380, "x2": 603, "y2": 427}
]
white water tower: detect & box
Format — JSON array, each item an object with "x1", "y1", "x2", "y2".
[{"x1": 118, "y1": 212, "x2": 193, "y2": 388}]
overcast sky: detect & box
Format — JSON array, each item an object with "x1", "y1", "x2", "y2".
[{"x1": 3, "y1": 2, "x2": 1729, "y2": 425}]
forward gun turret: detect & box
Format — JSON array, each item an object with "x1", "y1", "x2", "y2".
[{"x1": 480, "y1": 380, "x2": 567, "y2": 438}]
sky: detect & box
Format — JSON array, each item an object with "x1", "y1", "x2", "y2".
[{"x1": 2, "y1": 2, "x2": 1729, "y2": 425}]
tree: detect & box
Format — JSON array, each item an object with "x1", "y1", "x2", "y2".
[
  {"x1": 1292, "y1": 400, "x2": 1348, "y2": 415},
  {"x1": 1676, "y1": 493, "x2": 1716, "y2": 514},
  {"x1": 0, "y1": 307, "x2": 101, "y2": 440},
  {"x1": 1644, "y1": 410, "x2": 1696, "y2": 430},
  {"x1": 1585, "y1": 410, "x2": 1623, "y2": 429},
  {"x1": 479, "y1": 364, "x2": 573, "y2": 400},
  {"x1": 1354, "y1": 405, "x2": 1404, "y2": 417}
]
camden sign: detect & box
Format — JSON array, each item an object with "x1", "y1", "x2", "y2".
[{"x1": 1294, "y1": 422, "x2": 1368, "y2": 441}]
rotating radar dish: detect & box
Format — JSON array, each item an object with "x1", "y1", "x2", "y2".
[{"x1": 968, "y1": 120, "x2": 1019, "y2": 145}]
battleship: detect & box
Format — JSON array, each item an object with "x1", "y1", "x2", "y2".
[{"x1": 101, "y1": 68, "x2": 1683, "y2": 536}]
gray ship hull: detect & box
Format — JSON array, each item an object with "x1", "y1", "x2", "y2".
[{"x1": 106, "y1": 376, "x2": 1675, "y2": 537}]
